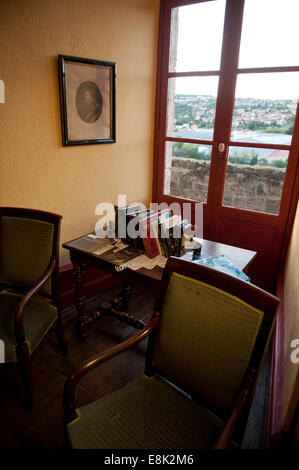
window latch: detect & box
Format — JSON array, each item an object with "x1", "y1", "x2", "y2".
[{"x1": 218, "y1": 142, "x2": 225, "y2": 157}]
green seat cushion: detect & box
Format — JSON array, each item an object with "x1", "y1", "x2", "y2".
[
  {"x1": 0, "y1": 216, "x2": 54, "y2": 295},
  {"x1": 0, "y1": 291, "x2": 57, "y2": 362},
  {"x1": 152, "y1": 272, "x2": 264, "y2": 417},
  {"x1": 67, "y1": 375, "x2": 223, "y2": 449}
]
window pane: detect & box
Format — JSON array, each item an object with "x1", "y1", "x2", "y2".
[
  {"x1": 223, "y1": 146, "x2": 289, "y2": 214},
  {"x1": 164, "y1": 141, "x2": 212, "y2": 202},
  {"x1": 239, "y1": 0, "x2": 299, "y2": 68},
  {"x1": 167, "y1": 77, "x2": 219, "y2": 140},
  {"x1": 169, "y1": 1, "x2": 225, "y2": 72},
  {"x1": 231, "y1": 72, "x2": 298, "y2": 145}
]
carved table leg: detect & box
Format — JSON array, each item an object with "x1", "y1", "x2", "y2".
[
  {"x1": 97, "y1": 299, "x2": 146, "y2": 330},
  {"x1": 73, "y1": 262, "x2": 88, "y2": 341},
  {"x1": 118, "y1": 280, "x2": 131, "y2": 311},
  {"x1": 95, "y1": 278, "x2": 144, "y2": 329},
  {"x1": 73, "y1": 262, "x2": 145, "y2": 338}
]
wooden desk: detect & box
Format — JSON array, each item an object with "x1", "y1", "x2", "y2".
[
  {"x1": 137, "y1": 238, "x2": 256, "y2": 281},
  {"x1": 63, "y1": 236, "x2": 256, "y2": 339}
]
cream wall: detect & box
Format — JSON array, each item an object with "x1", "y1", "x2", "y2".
[
  {"x1": 0, "y1": 0, "x2": 159, "y2": 264},
  {"x1": 283, "y1": 200, "x2": 299, "y2": 432}
]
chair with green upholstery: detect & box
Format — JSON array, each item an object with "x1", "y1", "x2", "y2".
[
  {"x1": 63, "y1": 256, "x2": 279, "y2": 449},
  {"x1": 0, "y1": 207, "x2": 67, "y2": 410}
]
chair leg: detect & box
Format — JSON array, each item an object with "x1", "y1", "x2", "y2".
[
  {"x1": 55, "y1": 317, "x2": 68, "y2": 354},
  {"x1": 16, "y1": 342, "x2": 33, "y2": 412}
]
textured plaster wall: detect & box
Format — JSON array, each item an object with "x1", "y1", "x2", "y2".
[
  {"x1": 0, "y1": 0, "x2": 159, "y2": 264},
  {"x1": 283, "y1": 200, "x2": 299, "y2": 431}
]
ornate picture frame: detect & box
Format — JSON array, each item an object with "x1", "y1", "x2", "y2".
[{"x1": 58, "y1": 55, "x2": 116, "y2": 146}]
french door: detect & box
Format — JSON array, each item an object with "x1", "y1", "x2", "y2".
[{"x1": 153, "y1": 0, "x2": 299, "y2": 291}]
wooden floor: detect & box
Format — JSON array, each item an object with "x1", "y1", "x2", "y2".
[{"x1": 0, "y1": 272, "x2": 270, "y2": 449}]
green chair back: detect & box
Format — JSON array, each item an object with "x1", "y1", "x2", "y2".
[
  {"x1": 0, "y1": 216, "x2": 54, "y2": 295},
  {"x1": 152, "y1": 272, "x2": 264, "y2": 417}
]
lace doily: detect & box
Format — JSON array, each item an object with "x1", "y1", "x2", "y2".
[{"x1": 115, "y1": 254, "x2": 168, "y2": 272}]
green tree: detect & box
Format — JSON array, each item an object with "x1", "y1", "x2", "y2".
[
  {"x1": 173, "y1": 143, "x2": 211, "y2": 160},
  {"x1": 284, "y1": 123, "x2": 294, "y2": 135},
  {"x1": 271, "y1": 159, "x2": 287, "y2": 168},
  {"x1": 258, "y1": 158, "x2": 270, "y2": 166}
]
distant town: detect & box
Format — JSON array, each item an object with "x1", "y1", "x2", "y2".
[
  {"x1": 170, "y1": 94, "x2": 297, "y2": 168},
  {"x1": 173, "y1": 94, "x2": 296, "y2": 135}
]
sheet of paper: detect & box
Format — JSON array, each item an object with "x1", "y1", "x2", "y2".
[
  {"x1": 87, "y1": 233, "x2": 106, "y2": 239},
  {"x1": 113, "y1": 242, "x2": 129, "y2": 252},
  {"x1": 93, "y1": 244, "x2": 115, "y2": 255}
]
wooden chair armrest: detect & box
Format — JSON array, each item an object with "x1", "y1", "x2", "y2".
[
  {"x1": 14, "y1": 257, "x2": 56, "y2": 342},
  {"x1": 213, "y1": 369, "x2": 256, "y2": 449},
  {"x1": 63, "y1": 310, "x2": 160, "y2": 424}
]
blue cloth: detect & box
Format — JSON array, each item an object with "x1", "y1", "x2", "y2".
[{"x1": 194, "y1": 254, "x2": 250, "y2": 282}]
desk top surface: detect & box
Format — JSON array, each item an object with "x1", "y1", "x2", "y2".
[
  {"x1": 63, "y1": 235, "x2": 257, "y2": 281},
  {"x1": 138, "y1": 238, "x2": 256, "y2": 280}
]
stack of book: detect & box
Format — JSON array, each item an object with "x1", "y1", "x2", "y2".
[
  {"x1": 114, "y1": 204, "x2": 190, "y2": 259},
  {"x1": 67, "y1": 204, "x2": 194, "y2": 267}
]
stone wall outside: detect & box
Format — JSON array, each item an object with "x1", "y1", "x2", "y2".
[{"x1": 169, "y1": 157, "x2": 286, "y2": 214}]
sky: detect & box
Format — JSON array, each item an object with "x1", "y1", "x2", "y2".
[{"x1": 174, "y1": 0, "x2": 299, "y2": 100}]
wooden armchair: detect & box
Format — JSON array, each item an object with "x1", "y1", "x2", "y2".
[
  {"x1": 63, "y1": 256, "x2": 279, "y2": 449},
  {"x1": 0, "y1": 207, "x2": 67, "y2": 410}
]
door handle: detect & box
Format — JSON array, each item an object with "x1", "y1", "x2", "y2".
[{"x1": 218, "y1": 143, "x2": 225, "y2": 156}]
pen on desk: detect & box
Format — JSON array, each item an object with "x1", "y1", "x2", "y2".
[{"x1": 192, "y1": 246, "x2": 202, "y2": 260}]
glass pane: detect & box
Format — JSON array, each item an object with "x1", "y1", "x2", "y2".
[
  {"x1": 167, "y1": 77, "x2": 219, "y2": 140},
  {"x1": 239, "y1": 0, "x2": 299, "y2": 68},
  {"x1": 169, "y1": 1, "x2": 225, "y2": 72},
  {"x1": 231, "y1": 72, "x2": 299, "y2": 145},
  {"x1": 164, "y1": 141, "x2": 212, "y2": 202},
  {"x1": 223, "y1": 146, "x2": 289, "y2": 214}
]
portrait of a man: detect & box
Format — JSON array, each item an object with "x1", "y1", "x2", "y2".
[{"x1": 76, "y1": 81, "x2": 103, "y2": 123}]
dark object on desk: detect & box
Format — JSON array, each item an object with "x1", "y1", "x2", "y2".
[
  {"x1": 0, "y1": 207, "x2": 67, "y2": 411},
  {"x1": 114, "y1": 203, "x2": 142, "y2": 242},
  {"x1": 98, "y1": 245, "x2": 144, "y2": 266},
  {"x1": 192, "y1": 245, "x2": 202, "y2": 260},
  {"x1": 63, "y1": 256, "x2": 280, "y2": 449},
  {"x1": 167, "y1": 218, "x2": 189, "y2": 257}
]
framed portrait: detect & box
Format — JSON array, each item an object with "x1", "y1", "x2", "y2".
[{"x1": 58, "y1": 55, "x2": 116, "y2": 146}]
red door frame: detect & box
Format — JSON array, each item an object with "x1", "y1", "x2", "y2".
[{"x1": 152, "y1": 0, "x2": 299, "y2": 290}]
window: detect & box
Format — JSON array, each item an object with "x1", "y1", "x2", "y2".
[
  {"x1": 153, "y1": 0, "x2": 299, "y2": 290},
  {"x1": 154, "y1": 0, "x2": 299, "y2": 215}
]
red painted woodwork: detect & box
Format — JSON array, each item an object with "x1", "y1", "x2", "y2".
[{"x1": 267, "y1": 271, "x2": 285, "y2": 446}]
